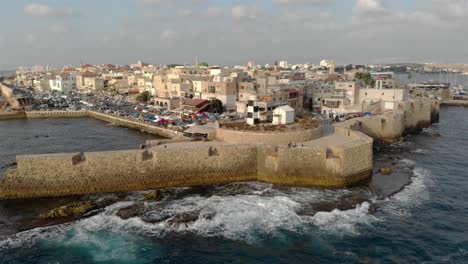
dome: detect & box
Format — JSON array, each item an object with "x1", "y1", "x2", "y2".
[{"x1": 320, "y1": 59, "x2": 329, "y2": 67}]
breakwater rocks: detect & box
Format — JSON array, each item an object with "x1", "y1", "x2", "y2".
[{"x1": 0, "y1": 128, "x2": 373, "y2": 199}]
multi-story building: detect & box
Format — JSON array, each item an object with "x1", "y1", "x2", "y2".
[
  {"x1": 49, "y1": 72, "x2": 77, "y2": 93},
  {"x1": 201, "y1": 75, "x2": 238, "y2": 111}
]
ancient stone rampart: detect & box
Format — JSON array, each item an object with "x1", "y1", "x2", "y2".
[
  {"x1": 25, "y1": 110, "x2": 89, "y2": 118},
  {"x1": 88, "y1": 111, "x2": 177, "y2": 138},
  {"x1": 215, "y1": 125, "x2": 323, "y2": 144},
  {"x1": 22, "y1": 110, "x2": 176, "y2": 138},
  {"x1": 0, "y1": 129, "x2": 373, "y2": 199},
  {"x1": 336, "y1": 99, "x2": 437, "y2": 142}
]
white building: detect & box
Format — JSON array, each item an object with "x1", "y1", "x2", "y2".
[
  {"x1": 320, "y1": 59, "x2": 330, "y2": 68},
  {"x1": 49, "y1": 72, "x2": 77, "y2": 93},
  {"x1": 272, "y1": 105, "x2": 295, "y2": 125},
  {"x1": 247, "y1": 95, "x2": 260, "y2": 126},
  {"x1": 279, "y1": 61, "x2": 289, "y2": 69}
]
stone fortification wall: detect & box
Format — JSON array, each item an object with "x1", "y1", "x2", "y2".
[
  {"x1": 430, "y1": 100, "x2": 440, "y2": 124},
  {"x1": 336, "y1": 99, "x2": 435, "y2": 142},
  {"x1": 0, "y1": 111, "x2": 26, "y2": 120},
  {"x1": 398, "y1": 100, "x2": 432, "y2": 133},
  {"x1": 0, "y1": 129, "x2": 374, "y2": 199},
  {"x1": 88, "y1": 111, "x2": 177, "y2": 138},
  {"x1": 25, "y1": 110, "x2": 89, "y2": 119},
  {"x1": 257, "y1": 128, "x2": 373, "y2": 187},
  {"x1": 21, "y1": 110, "x2": 176, "y2": 138},
  {"x1": 336, "y1": 112, "x2": 405, "y2": 142},
  {"x1": 0, "y1": 143, "x2": 258, "y2": 199},
  {"x1": 215, "y1": 126, "x2": 323, "y2": 144}
]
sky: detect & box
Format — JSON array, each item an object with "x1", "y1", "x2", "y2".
[{"x1": 0, "y1": 0, "x2": 467, "y2": 70}]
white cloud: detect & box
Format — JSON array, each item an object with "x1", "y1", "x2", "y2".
[
  {"x1": 177, "y1": 8, "x2": 192, "y2": 17},
  {"x1": 24, "y1": 3, "x2": 52, "y2": 17},
  {"x1": 204, "y1": 6, "x2": 225, "y2": 18},
  {"x1": 160, "y1": 29, "x2": 176, "y2": 40},
  {"x1": 24, "y1": 3, "x2": 80, "y2": 18},
  {"x1": 273, "y1": 0, "x2": 334, "y2": 4},
  {"x1": 354, "y1": 0, "x2": 387, "y2": 16},
  {"x1": 49, "y1": 24, "x2": 68, "y2": 34},
  {"x1": 26, "y1": 33, "x2": 37, "y2": 43},
  {"x1": 232, "y1": 5, "x2": 257, "y2": 19}
]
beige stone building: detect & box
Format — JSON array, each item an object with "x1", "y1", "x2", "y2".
[{"x1": 201, "y1": 76, "x2": 238, "y2": 111}]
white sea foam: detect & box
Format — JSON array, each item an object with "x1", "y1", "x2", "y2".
[
  {"x1": 413, "y1": 148, "x2": 429, "y2": 154},
  {"x1": 308, "y1": 202, "x2": 377, "y2": 235},
  {"x1": 400, "y1": 158, "x2": 416, "y2": 167},
  {"x1": 380, "y1": 167, "x2": 433, "y2": 216}
]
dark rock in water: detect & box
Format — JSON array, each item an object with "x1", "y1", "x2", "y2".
[
  {"x1": 167, "y1": 212, "x2": 200, "y2": 228},
  {"x1": 379, "y1": 167, "x2": 393, "y2": 175},
  {"x1": 298, "y1": 193, "x2": 371, "y2": 216},
  {"x1": 39, "y1": 201, "x2": 97, "y2": 219},
  {"x1": 370, "y1": 171, "x2": 410, "y2": 199},
  {"x1": 313, "y1": 196, "x2": 368, "y2": 213},
  {"x1": 368, "y1": 203, "x2": 378, "y2": 214},
  {"x1": 144, "y1": 190, "x2": 161, "y2": 201},
  {"x1": 116, "y1": 203, "x2": 145, "y2": 220},
  {"x1": 4, "y1": 161, "x2": 17, "y2": 167},
  {"x1": 199, "y1": 209, "x2": 217, "y2": 220},
  {"x1": 141, "y1": 212, "x2": 171, "y2": 224}
]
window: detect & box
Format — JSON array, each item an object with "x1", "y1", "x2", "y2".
[{"x1": 365, "y1": 92, "x2": 367, "y2": 96}]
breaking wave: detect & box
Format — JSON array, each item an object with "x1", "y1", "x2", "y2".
[
  {"x1": 379, "y1": 167, "x2": 433, "y2": 216},
  {"x1": 308, "y1": 202, "x2": 378, "y2": 236}
]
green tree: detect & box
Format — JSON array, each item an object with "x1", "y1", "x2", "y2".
[
  {"x1": 355, "y1": 72, "x2": 373, "y2": 86},
  {"x1": 210, "y1": 99, "x2": 224, "y2": 113},
  {"x1": 199, "y1": 62, "x2": 209, "y2": 67},
  {"x1": 136, "y1": 91, "x2": 150, "y2": 102}
]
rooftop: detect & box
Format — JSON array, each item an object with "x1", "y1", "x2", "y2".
[{"x1": 219, "y1": 118, "x2": 320, "y2": 132}]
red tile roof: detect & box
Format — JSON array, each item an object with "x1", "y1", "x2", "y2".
[
  {"x1": 59, "y1": 72, "x2": 70, "y2": 77},
  {"x1": 80, "y1": 70, "x2": 98, "y2": 77},
  {"x1": 185, "y1": 99, "x2": 208, "y2": 107},
  {"x1": 81, "y1": 64, "x2": 94, "y2": 68}
]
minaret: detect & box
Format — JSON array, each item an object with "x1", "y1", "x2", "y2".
[
  {"x1": 247, "y1": 95, "x2": 260, "y2": 126},
  {"x1": 329, "y1": 60, "x2": 335, "y2": 74},
  {"x1": 195, "y1": 56, "x2": 199, "y2": 67}
]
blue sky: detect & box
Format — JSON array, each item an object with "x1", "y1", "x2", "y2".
[{"x1": 0, "y1": 0, "x2": 466, "y2": 70}]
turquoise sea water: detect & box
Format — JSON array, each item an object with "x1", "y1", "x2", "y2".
[{"x1": 0, "y1": 107, "x2": 467, "y2": 263}]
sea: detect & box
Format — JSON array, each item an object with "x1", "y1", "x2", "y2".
[{"x1": 0, "y1": 101, "x2": 467, "y2": 263}]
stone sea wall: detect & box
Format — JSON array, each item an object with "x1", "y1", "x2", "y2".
[
  {"x1": 257, "y1": 129, "x2": 373, "y2": 188},
  {"x1": 336, "y1": 99, "x2": 436, "y2": 142},
  {"x1": 0, "y1": 143, "x2": 257, "y2": 199},
  {"x1": 25, "y1": 110, "x2": 89, "y2": 119},
  {"x1": 0, "y1": 129, "x2": 373, "y2": 199},
  {"x1": 23, "y1": 110, "x2": 176, "y2": 138},
  {"x1": 215, "y1": 125, "x2": 323, "y2": 145},
  {"x1": 0, "y1": 111, "x2": 26, "y2": 120}
]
